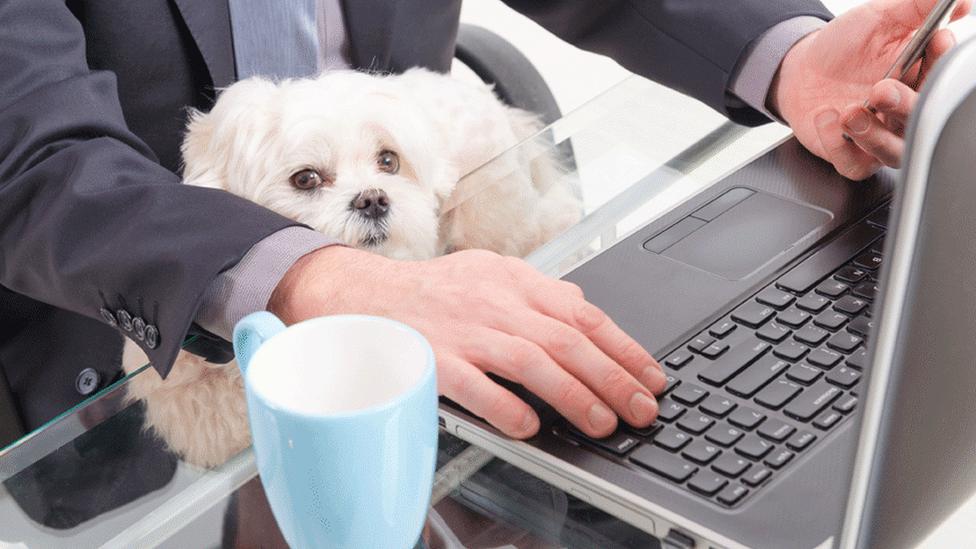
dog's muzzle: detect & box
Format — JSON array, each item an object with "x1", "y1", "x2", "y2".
[{"x1": 350, "y1": 188, "x2": 390, "y2": 220}]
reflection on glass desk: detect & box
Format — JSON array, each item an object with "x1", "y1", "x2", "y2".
[{"x1": 0, "y1": 73, "x2": 857, "y2": 547}]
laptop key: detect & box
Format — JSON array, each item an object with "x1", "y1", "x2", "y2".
[
  {"x1": 664, "y1": 349, "x2": 695, "y2": 370},
  {"x1": 853, "y1": 250, "x2": 883, "y2": 270},
  {"x1": 786, "y1": 363, "x2": 823, "y2": 385},
  {"x1": 826, "y1": 366, "x2": 862, "y2": 389},
  {"x1": 764, "y1": 449, "x2": 795, "y2": 469},
  {"x1": 833, "y1": 394, "x2": 859, "y2": 414},
  {"x1": 709, "y1": 319, "x2": 738, "y2": 339},
  {"x1": 774, "y1": 341, "x2": 809, "y2": 361},
  {"x1": 834, "y1": 295, "x2": 869, "y2": 316},
  {"x1": 786, "y1": 430, "x2": 817, "y2": 451},
  {"x1": 754, "y1": 379, "x2": 802, "y2": 409},
  {"x1": 777, "y1": 307, "x2": 811, "y2": 328},
  {"x1": 688, "y1": 335, "x2": 715, "y2": 353},
  {"x1": 688, "y1": 472, "x2": 729, "y2": 496},
  {"x1": 795, "y1": 324, "x2": 830, "y2": 346},
  {"x1": 783, "y1": 380, "x2": 843, "y2": 421},
  {"x1": 814, "y1": 310, "x2": 849, "y2": 331},
  {"x1": 706, "y1": 422, "x2": 746, "y2": 447},
  {"x1": 755, "y1": 287, "x2": 796, "y2": 310},
  {"x1": 735, "y1": 434, "x2": 774, "y2": 460},
  {"x1": 827, "y1": 332, "x2": 863, "y2": 354},
  {"x1": 816, "y1": 279, "x2": 849, "y2": 299},
  {"x1": 813, "y1": 409, "x2": 844, "y2": 430},
  {"x1": 846, "y1": 348, "x2": 870, "y2": 370},
  {"x1": 756, "y1": 322, "x2": 792, "y2": 343},
  {"x1": 727, "y1": 355, "x2": 790, "y2": 398},
  {"x1": 653, "y1": 426, "x2": 693, "y2": 451},
  {"x1": 682, "y1": 439, "x2": 723, "y2": 465},
  {"x1": 677, "y1": 412, "x2": 715, "y2": 435},
  {"x1": 671, "y1": 383, "x2": 709, "y2": 406},
  {"x1": 742, "y1": 466, "x2": 773, "y2": 487},
  {"x1": 847, "y1": 315, "x2": 875, "y2": 337},
  {"x1": 698, "y1": 340, "x2": 770, "y2": 386},
  {"x1": 716, "y1": 483, "x2": 750, "y2": 506},
  {"x1": 852, "y1": 281, "x2": 879, "y2": 299},
  {"x1": 630, "y1": 445, "x2": 698, "y2": 483},
  {"x1": 701, "y1": 342, "x2": 730, "y2": 359},
  {"x1": 835, "y1": 265, "x2": 868, "y2": 283},
  {"x1": 731, "y1": 301, "x2": 776, "y2": 328},
  {"x1": 728, "y1": 407, "x2": 766, "y2": 430},
  {"x1": 657, "y1": 398, "x2": 687, "y2": 422},
  {"x1": 699, "y1": 394, "x2": 737, "y2": 418},
  {"x1": 807, "y1": 347, "x2": 843, "y2": 369},
  {"x1": 569, "y1": 428, "x2": 639, "y2": 456},
  {"x1": 627, "y1": 421, "x2": 663, "y2": 438},
  {"x1": 796, "y1": 293, "x2": 831, "y2": 313},
  {"x1": 713, "y1": 453, "x2": 752, "y2": 477},
  {"x1": 757, "y1": 419, "x2": 796, "y2": 442}
]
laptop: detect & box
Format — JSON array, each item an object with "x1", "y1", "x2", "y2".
[{"x1": 438, "y1": 36, "x2": 976, "y2": 549}]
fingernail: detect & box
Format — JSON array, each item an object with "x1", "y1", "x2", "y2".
[
  {"x1": 815, "y1": 110, "x2": 838, "y2": 129},
  {"x1": 588, "y1": 403, "x2": 616, "y2": 432},
  {"x1": 844, "y1": 108, "x2": 871, "y2": 135},
  {"x1": 642, "y1": 366, "x2": 665, "y2": 392},
  {"x1": 629, "y1": 392, "x2": 657, "y2": 423},
  {"x1": 520, "y1": 412, "x2": 539, "y2": 435}
]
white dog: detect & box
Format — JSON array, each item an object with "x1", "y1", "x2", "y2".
[{"x1": 122, "y1": 68, "x2": 581, "y2": 467}]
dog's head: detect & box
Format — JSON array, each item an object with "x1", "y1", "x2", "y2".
[{"x1": 182, "y1": 72, "x2": 459, "y2": 260}]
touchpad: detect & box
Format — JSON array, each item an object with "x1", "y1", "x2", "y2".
[{"x1": 643, "y1": 188, "x2": 831, "y2": 280}]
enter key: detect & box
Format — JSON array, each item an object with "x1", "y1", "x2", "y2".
[{"x1": 784, "y1": 380, "x2": 843, "y2": 422}]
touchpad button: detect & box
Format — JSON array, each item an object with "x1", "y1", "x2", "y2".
[{"x1": 662, "y1": 191, "x2": 831, "y2": 280}]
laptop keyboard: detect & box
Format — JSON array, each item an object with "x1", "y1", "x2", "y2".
[{"x1": 555, "y1": 203, "x2": 890, "y2": 508}]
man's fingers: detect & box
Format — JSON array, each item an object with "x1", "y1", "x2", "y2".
[
  {"x1": 464, "y1": 329, "x2": 620, "y2": 438},
  {"x1": 842, "y1": 104, "x2": 905, "y2": 168},
  {"x1": 438, "y1": 356, "x2": 540, "y2": 439},
  {"x1": 867, "y1": 79, "x2": 918, "y2": 135},
  {"x1": 527, "y1": 283, "x2": 665, "y2": 393},
  {"x1": 500, "y1": 311, "x2": 659, "y2": 428},
  {"x1": 815, "y1": 108, "x2": 883, "y2": 180}
]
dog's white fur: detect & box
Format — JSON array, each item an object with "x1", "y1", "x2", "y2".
[{"x1": 122, "y1": 68, "x2": 580, "y2": 467}]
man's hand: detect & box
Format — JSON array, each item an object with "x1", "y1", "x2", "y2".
[
  {"x1": 268, "y1": 246, "x2": 667, "y2": 439},
  {"x1": 771, "y1": 0, "x2": 972, "y2": 180}
]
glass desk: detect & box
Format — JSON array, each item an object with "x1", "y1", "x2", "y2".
[{"x1": 1, "y1": 75, "x2": 968, "y2": 547}]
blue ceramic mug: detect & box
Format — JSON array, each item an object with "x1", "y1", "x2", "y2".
[{"x1": 233, "y1": 312, "x2": 438, "y2": 549}]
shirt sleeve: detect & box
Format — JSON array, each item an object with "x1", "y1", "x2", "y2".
[
  {"x1": 195, "y1": 227, "x2": 341, "y2": 340},
  {"x1": 728, "y1": 16, "x2": 829, "y2": 124}
]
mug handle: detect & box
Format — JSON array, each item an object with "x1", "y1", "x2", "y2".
[{"x1": 233, "y1": 311, "x2": 287, "y2": 375}]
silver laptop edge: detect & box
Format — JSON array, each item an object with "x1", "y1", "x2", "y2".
[{"x1": 839, "y1": 37, "x2": 976, "y2": 549}]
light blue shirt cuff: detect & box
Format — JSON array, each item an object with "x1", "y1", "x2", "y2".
[
  {"x1": 195, "y1": 226, "x2": 340, "y2": 340},
  {"x1": 729, "y1": 16, "x2": 828, "y2": 124}
]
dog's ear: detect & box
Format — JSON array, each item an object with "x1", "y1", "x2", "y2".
[{"x1": 181, "y1": 78, "x2": 279, "y2": 190}]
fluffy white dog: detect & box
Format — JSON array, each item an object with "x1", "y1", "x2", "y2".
[{"x1": 122, "y1": 68, "x2": 581, "y2": 467}]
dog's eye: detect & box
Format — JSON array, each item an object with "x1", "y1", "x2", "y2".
[
  {"x1": 289, "y1": 169, "x2": 326, "y2": 190},
  {"x1": 377, "y1": 150, "x2": 399, "y2": 175}
]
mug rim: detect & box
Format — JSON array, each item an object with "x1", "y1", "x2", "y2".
[{"x1": 245, "y1": 314, "x2": 436, "y2": 419}]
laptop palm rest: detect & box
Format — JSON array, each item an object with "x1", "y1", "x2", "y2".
[{"x1": 643, "y1": 188, "x2": 831, "y2": 280}]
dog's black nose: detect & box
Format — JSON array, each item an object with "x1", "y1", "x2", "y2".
[{"x1": 350, "y1": 189, "x2": 390, "y2": 219}]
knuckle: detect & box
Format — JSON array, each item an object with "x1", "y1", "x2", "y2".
[
  {"x1": 561, "y1": 281, "x2": 585, "y2": 298},
  {"x1": 554, "y1": 378, "x2": 585, "y2": 406},
  {"x1": 508, "y1": 340, "x2": 544, "y2": 370},
  {"x1": 617, "y1": 338, "x2": 650, "y2": 366},
  {"x1": 599, "y1": 366, "x2": 631, "y2": 392},
  {"x1": 443, "y1": 370, "x2": 474, "y2": 403},
  {"x1": 573, "y1": 301, "x2": 607, "y2": 333},
  {"x1": 547, "y1": 325, "x2": 585, "y2": 355}
]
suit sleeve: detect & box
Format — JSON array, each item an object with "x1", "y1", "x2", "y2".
[
  {"x1": 0, "y1": 0, "x2": 300, "y2": 377},
  {"x1": 502, "y1": 0, "x2": 833, "y2": 126}
]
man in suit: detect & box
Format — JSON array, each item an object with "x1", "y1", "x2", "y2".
[{"x1": 0, "y1": 0, "x2": 967, "y2": 468}]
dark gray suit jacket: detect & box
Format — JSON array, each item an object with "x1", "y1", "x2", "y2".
[{"x1": 0, "y1": 0, "x2": 831, "y2": 433}]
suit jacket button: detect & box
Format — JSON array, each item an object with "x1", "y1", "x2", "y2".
[
  {"x1": 75, "y1": 368, "x2": 101, "y2": 396},
  {"x1": 132, "y1": 317, "x2": 147, "y2": 341},
  {"x1": 145, "y1": 325, "x2": 159, "y2": 349},
  {"x1": 99, "y1": 307, "x2": 117, "y2": 327},
  {"x1": 116, "y1": 309, "x2": 133, "y2": 331}
]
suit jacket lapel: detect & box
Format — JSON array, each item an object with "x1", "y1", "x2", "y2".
[
  {"x1": 341, "y1": 0, "x2": 397, "y2": 71},
  {"x1": 172, "y1": 0, "x2": 237, "y2": 88}
]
